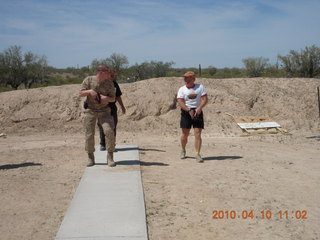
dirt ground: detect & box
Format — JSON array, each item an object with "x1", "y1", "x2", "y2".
[
  {"x1": 139, "y1": 133, "x2": 320, "y2": 240},
  {"x1": 0, "y1": 77, "x2": 319, "y2": 239},
  {"x1": 0, "y1": 130, "x2": 319, "y2": 240}
]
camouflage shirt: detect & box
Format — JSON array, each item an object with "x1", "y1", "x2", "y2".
[{"x1": 81, "y1": 76, "x2": 115, "y2": 112}]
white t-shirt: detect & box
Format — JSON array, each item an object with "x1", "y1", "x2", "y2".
[{"x1": 177, "y1": 84, "x2": 207, "y2": 109}]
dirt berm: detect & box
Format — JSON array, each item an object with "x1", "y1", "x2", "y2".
[{"x1": 1, "y1": 77, "x2": 319, "y2": 135}]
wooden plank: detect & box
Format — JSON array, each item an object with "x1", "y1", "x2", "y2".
[{"x1": 237, "y1": 122, "x2": 281, "y2": 129}]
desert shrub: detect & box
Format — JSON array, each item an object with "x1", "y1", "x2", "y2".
[
  {"x1": 278, "y1": 45, "x2": 320, "y2": 78},
  {"x1": 242, "y1": 57, "x2": 269, "y2": 77},
  {"x1": 131, "y1": 61, "x2": 175, "y2": 80}
]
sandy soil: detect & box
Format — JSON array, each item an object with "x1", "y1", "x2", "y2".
[
  {"x1": 0, "y1": 77, "x2": 319, "y2": 239},
  {"x1": 139, "y1": 134, "x2": 320, "y2": 240},
  {"x1": 0, "y1": 133, "x2": 84, "y2": 240}
]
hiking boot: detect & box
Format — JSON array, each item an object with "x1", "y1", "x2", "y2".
[
  {"x1": 195, "y1": 154, "x2": 204, "y2": 163},
  {"x1": 87, "y1": 153, "x2": 95, "y2": 167},
  {"x1": 107, "y1": 152, "x2": 116, "y2": 167},
  {"x1": 100, "y1": 145, "x2": 106, "y2": 151},
  {"x1": 180, "y1": 150, "x2": 186, "y2": 159}
]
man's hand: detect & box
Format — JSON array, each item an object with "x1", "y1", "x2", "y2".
[
  {"x1": 195, "y1": 108, "x2": 202, "y2": 117},
  {"x1": 121, "y1": 106, "x2": 126, "y2": 114},
  {"x1": 87, "y1": 90, "x2": 101, "y2": 103},
  {"x1": 88, "y1": 89, "x2": 98, "y2": 99},
  {"x1": 189, "y1": 109, "x2": 195, "y2": 120},
  {"x1": 79, "y1": 89, "x2": 98, "y2": 98},
  {"x1": 100, "y1": 95, "x2": 116, "y2": 103}
]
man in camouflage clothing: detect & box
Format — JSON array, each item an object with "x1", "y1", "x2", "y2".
[{"x1": 79, "y1": 64, "x2": 116, "y2": 167}]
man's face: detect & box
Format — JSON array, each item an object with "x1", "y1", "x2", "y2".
[
  {"x1": 105, "y1": 72, "x2": 112, "y2": 81},
  {"x1": 97, "y1": 70, "x2": 111, "y2": 81},
  {"x1": 184, "y1": 76, "x2": 195, "y2": 85}
]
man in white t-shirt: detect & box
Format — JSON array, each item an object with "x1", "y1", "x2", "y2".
[{"x1": 177, "y1": 71, "x2": 208, "y2": 162}]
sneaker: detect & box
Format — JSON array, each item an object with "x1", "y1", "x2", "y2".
[
  {"x1": 87, "y1": 153, "x2": 95, "y2": 167},
  {"x1": 180, "y1": 150, "x2": 186, "y2": 159},
  {"x1": 100, "y1": 145, "x2": 106, "y2": 151},
  {"x1": 195, "y1": 154, "x2": 204, "y2": 163}
]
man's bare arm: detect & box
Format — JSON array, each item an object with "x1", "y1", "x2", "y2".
[
  {"x1": 177, "y1": 98, "x2": 189, "y2": 111},
  {"x1": 195, "y1": 95, "x2": 208, "y2": 115}
]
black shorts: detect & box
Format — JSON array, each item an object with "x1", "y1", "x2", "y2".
[{"x1": 180, "y1": 109, "x2": 204, "y2": 129}]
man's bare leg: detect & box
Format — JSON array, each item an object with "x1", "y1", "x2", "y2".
[
  {"x1": 180, "y1": 128, "x2": 190, "y2": 159},
  {"x1": 194, "y1": 128, "x2": 203, "y2": 162}
]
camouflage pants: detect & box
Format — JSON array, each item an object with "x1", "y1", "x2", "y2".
[{"x1": 84, "y1": 109, "x2": 115, "y2": 153}]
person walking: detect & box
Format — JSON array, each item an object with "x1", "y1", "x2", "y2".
[
  {"x1": 79, "y1": 64, "x2": 117, "y2": 167},
  {"x1": 177, "y1": 71, "x2": 208, "y2": 163},
  {"x1": 98, "y1": 69, "x2": 126, "y2": 151}
]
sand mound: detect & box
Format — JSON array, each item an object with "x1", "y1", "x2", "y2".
[{"x1": 1, "y1": 77, "x2": 319, "y2": 135}]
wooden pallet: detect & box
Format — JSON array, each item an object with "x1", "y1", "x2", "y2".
[{"x1": 226, "y1": 113, "x2": 290, "y2": 135}]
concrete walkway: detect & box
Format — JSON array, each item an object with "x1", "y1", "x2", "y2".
[{"x1": 55, "y1": 145, "x2": 148, "y2": 240}]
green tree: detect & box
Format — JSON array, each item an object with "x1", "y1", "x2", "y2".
[
  {"x1": 90, "y1": 53, "x2": 129, "y2": 80},
  {"x1": 0, "y1": 46, "x2": 48, "y2": 89},
  {"x1": 133, "y1": 61, "x2": 175, "y2": 80},
  {"x1": 0, "y1": 53, "x2": 8, "y2": 86},
  {"x1": 90, "y1": 58, "x2": 100, "y2": 73},
  {"x1": 105, "y1": 53, "x2": 129, "y2": 75},
  {"x1": 134, "y1": 62, "x2": 153, "y2": 80},
  {"x1": 242, "y1": 57, "x2": 269, "y2": 77},
  {"x1": 278, "y1": 45, "x2": 320, "y2": 78},
  {"x1": 151, "y1": 61, "x2": 175, "y2": 78},
  {"x1": 23, "y1": 52, "x2": 48, "y2": 88},
  {"x1": 207, "y1": 66, "x2": 217, "y2": 76},
  {"x1": 0, "y1": 45, "x2": 24, "y2": 89}
]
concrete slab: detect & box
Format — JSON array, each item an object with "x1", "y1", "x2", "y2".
[{"x1": 55, "y1": 145, "x2": 148, "y2": 240}]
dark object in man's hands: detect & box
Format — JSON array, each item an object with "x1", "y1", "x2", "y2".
[
  {"x1": 83, "y1": 99, "x2": 88, "y2": 109},
  {"x1": 189, "y1": 109, "x2": 195, "y2": 120},
  {"x1": 95, "y1": 92, "x2": 101, "y2": 104}
]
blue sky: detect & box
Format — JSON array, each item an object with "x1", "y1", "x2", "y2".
[{"x1": 0, "y1": 0, "x2": 319, "y2": 68}]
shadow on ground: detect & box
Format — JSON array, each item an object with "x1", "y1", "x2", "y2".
[
  {"x1": 116, "y1": 160, "x2": 169, "y2": 166},
  {"x1": 0, "y1": 162, "x2": 42, "y2": 170},
  {"x1": 203, "y1": 156, "x2": 243, "y2": 161},
  {"x1": 306, "y1": 136, "x2": 320, "y2": 141},
  {"x1": 139, "y1": 148, "x2": 166, "y2": 152},
  {"x1": 115, "y1": 147, "x2": 167, "y2": 152},
  {"x1": 116, "y1": 147, "x2": 139, "y2": 152}
]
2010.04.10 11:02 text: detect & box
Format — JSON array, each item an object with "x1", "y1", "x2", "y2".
[{"x1": 211, "y1": 210, "x2": 308, "y2": 220}]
